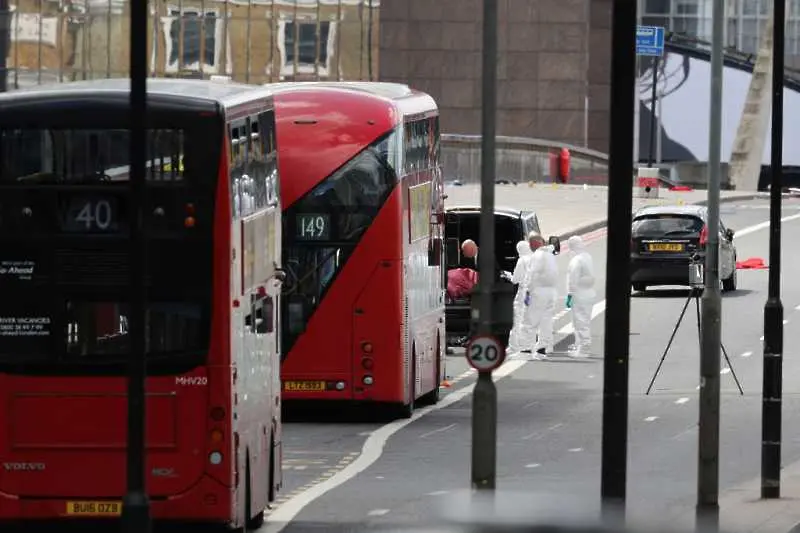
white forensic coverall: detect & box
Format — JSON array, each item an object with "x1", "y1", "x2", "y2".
[
  {"x1": 524, "y1": 244, "x2": 558, "y2": 356},
  {"x1": 566, "y1": 235, "x2": 596, "y2": 356},
  {"x1": 508, "y1": 241, "x2": 534, "y2": 353}
]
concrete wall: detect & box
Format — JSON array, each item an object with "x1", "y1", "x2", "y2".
[{"x1": 378, "y1": 0, "x2": 612, "y2": 154}]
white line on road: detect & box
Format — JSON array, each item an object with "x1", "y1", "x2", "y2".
[
  {"x1": 795, "y1": 304, "x2": 800, "y2": 311},
  {"x1": 732, "y1": 212, "x2": 800, "y2": 238},
  {"x1": 525, "y1": 463, "x2": 541, "y2": 468},
  {"x1": 263, "y1": 358, "x2": 528, "y2": 532},
  {"x1": 760, "y1": 336, "x2": 765, "y2": 341},
  {"x1": 568, "y1": 448, "x2": 583, "y2": 452},
  {"x1": 426, "y1": 490, "x2": 449, "y2": 496},
  {"x1": 644, "y1": 416, "x2": 659, "y2": 422},
  {"x1": 741, "y1": 351, "x2": 752, "y2": 358},
  {"x1": 675, "y1": 397, "x2": 690, "y2": 404},
  {"x1": 521, "y1": 422, "x2": 564, "y2": 441},
  {"x1": 418, "y1": 423, "x2": 457, "y2": 439},
  {"x1": 558, "y1": 301, "x2": 607, "y2": 335},
  {"x1": 721, "y1": 368, "x2": 731, "y2": 375},
  {"x1": 784, "y1": 320, "x2": 789, "y2": 325},
  {"x1": 367, "y1": 509, "x2": 390, "y2": 517}
]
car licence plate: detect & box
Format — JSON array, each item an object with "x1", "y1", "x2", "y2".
[
  {"x1": 66, "y1": 501, "x2": 122, "y2": 516},
  {"x1": 648, "y1": 243, "x2": 684, "y2": 252},
  {"x1": 284, "y1": 380, "x2": 326, "y2": 392}
]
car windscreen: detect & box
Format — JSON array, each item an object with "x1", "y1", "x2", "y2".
[{"x1": 632, "y1": 214, "x2": 704, "y2": 238}]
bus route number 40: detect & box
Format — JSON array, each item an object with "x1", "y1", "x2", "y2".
[{"x1": 465, "y1": 335, "x2": 506, "y2": 372}]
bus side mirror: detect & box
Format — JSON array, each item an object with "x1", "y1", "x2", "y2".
[
  {"x1": 428, "y1": 238, "x2": 442, "y2": 267},
  {"x1": 272, "y1": 268, "x2": 287, "y2": 283},
  {"x1": 548, "y1": 236, "x2": 561, "y2": 255},
  {"x1": 445, "y1": 238, "x2": 460, "y2": 268},
  {"x1": 725, "y1": 228, "x2": 735, "y2": 240}
]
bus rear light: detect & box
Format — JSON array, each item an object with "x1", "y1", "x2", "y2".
[
  {"x1": 210, "y1": 429, "x2": 224, "y2": 443},
  {"x1": 363, "y1": 376, "x2": 374, "y2": 386},
  {"x1": 184, "y1": 216, "x2": 196, "y2": 228},
  {"x1": 209, "y1": 451, "x2": 223, "y2": 465},
  {"x1": 362, "y1": 358, "x2": 374, "y2": 370},
  {"x1": 361, "y1": 341, "x2": 373, "y2": 354},
  {"x1": 210, "y1": 407, "x2": 225, "y2": 421},
  {"x1": 335, "y1": 381, "x2": 346, "y2": 391},
  {"x1": 185, "y1": 203, "x2": 196, "y2": 215}
]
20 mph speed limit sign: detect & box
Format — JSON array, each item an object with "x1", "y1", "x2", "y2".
[{"x1": 465, "y1": 335, "x2": 506, "y2": 372}]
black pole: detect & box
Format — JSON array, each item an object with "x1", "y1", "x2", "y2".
[
  {"x1": 761, "y1": 0, "x2": 785, "y2": 500},
  {"x1": 600, "y1": 0, "x2": 636, "y2": 525},
  {"x1": 0, "y1": 0, "x2": 9, "y2": 92},
  {"x1": 367, "y1": 0, "x2": 373, "y2": 81},
  {"x1": 647, "y1": 57, "x2": 658, "y2": 167},
  {"x1": 121, "y1": 0, "x2": 151, "y2": 529}
]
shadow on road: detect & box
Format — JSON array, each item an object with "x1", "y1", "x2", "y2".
[
  {"x1": 282, "y1": 400, "x2": 405, "y2": 424},
  {"x1": 632, "y1": 288, "x2": 756, "y2": 299},
  {"x1": 3, "y1": 519, "x2": 228, "y2": 533}
]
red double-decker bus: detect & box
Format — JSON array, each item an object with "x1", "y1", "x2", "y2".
[
  {"x1": 0, "y1": 78, "x2": 283, "y2": 528},
  {"x1": 273, "y1": 82, "x2": 446, "y2": 417}
]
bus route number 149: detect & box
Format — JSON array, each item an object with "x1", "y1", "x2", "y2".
[{"x1": 465, "y1": 335, "x2": 506, "y2": 372}]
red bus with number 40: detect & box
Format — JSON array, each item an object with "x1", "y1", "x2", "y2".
[
  {"x1": 273, "y1": 82, "x2": 446, "y2": 418},
  {"x1": 0, "y1": 79, "x2": 283, "y2": 529}
]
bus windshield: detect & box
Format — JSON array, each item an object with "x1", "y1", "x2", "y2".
[
  {"x1": 0, "y1": 125, "x2": 218, "y2": 373},
  {"x1": 0, "y1": 128, "x2": 185, "y2": 184},
  {"x1": 281, "y1": 130, "x2": 400, "y2": 357}
]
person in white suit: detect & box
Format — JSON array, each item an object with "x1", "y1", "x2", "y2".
[
  {"x1": 508, "y1": 240, "x2": 534, "y2": 353},
  {"x1": 565, "y1": 235, "x2": 596, "y2": 357},
  {"x1": 524, "y1": 232, "x2": 558, "y2": 359}
]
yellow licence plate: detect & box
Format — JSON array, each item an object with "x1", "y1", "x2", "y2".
[
  {"x1": 66, "y1": 501, "x2": 122, "y2": 516},
  {"x1": 648, "y1": 243, "x2": 684, "y2": 252},
  {"x1": 284, "y1": 380, "x2": 326, "y2": 392}
]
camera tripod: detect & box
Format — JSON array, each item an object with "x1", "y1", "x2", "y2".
[{"x1": 645, "y1": 287, "x2": 743, "y2": 395}]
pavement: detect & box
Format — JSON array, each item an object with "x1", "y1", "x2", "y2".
[{"x1": 443, "y1": 182, "x2": 766, "y2": 239}]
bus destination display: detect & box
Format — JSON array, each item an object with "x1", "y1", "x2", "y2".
[
  {"x1": 60, "y1": 196, "x2": 121, "y2": 233},
  {"x1": 295, "y1": 213, "x2": 330, "y2": 241}
]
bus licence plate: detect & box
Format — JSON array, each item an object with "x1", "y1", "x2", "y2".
[
  {"x1": 66, "y1": 501, "x2": 122, "y2": 516},
  {"x1": 284, "y1": 381, "x2": 326, "y2": 392},
  {"x1": 648, "y1": 243, "x2": 684, "y2": 252}
]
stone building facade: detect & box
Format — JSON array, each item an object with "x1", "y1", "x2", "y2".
[
  {"x1": 4, "y1": 0, "x2": 380, "y2": 89},
  {"x1": 378, "y1": 0, "x2": 613, "y2": 154}
]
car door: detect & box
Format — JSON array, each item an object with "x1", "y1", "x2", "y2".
[{"x1": 718, "y1": 218, "x2": 734, "y2": 279}]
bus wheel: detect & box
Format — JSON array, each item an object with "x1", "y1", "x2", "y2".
[
  {"x1": 418, "y1": 337, "x2": 441, "y2": 406},
  {"x1": 245, "y1": 455, "x2": 264, "y2": 530}
]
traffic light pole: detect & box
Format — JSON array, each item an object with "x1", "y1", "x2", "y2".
[
  {"x1": 0, "y1": 0, "x2": 9, "y2": 92},
  {"x1": 121, "y1": 0, "x2": 151, "y2": 530},
  {"x1": 471, "y1": 0, "x2": 498, "y2": 492},
  {"x1": 600, "y1": 0, "x2": 636, "y2": 525}
]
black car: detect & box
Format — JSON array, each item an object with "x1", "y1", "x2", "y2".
[
  {"x1": 443, "y1": 205, "x2": 560, "y2": 348},
  {"x1": 630, "y1": 205, "x2": 738, "y2": 292}
]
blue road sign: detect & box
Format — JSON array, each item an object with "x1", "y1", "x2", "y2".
[{"x1": 636, "y1": 25, "x2": 665, "y2": 56}]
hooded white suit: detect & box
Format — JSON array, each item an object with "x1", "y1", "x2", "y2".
[
  {"x1": 566, "y1": 235, "x2": 596, "y2": 356},
  {"x1": 524, "y1": 243, "x2": 558, "y2": 355},
  {"x1": 508, "y1": 241, "x2": 534, "y2": 352}
]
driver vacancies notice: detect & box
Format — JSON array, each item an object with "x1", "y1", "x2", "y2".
[{"x1": 0, "y1": 317, "x2": 51, "y2": 337}]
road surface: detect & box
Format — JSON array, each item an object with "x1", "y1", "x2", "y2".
[{"x1": 265, "y1": 197, "x2": 800, "y2": 533}]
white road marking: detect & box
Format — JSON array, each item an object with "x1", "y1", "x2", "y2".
[
  {"x1": 418, "y1": 423, "x2": 457, "y2": 439},
  {"x1": 263, "y1": 358, "x2": 528, "y2": 532},
  {"x1": 741, "y1": 351, "x2": 752, "y2": 358},
  {"x1": 426, "y1": 490, "x2": 449, "y2": 496},
  {"x1": 558, "y1": 301, "x2": 607, "y2": 335},
  {"x1": 721, "y1": 368, "x2": 731, "y2": 375},
  {"x1": 521, "y1": 422, "x2": 564, "y2": 441},
  {"x1": 760, "y1": 336, "x2": 765, "y2": 341},
  {"x1": 525, "y1": 463, "x2": 541, "y2": 468},
  {"x1": 523, "y1": 400, "x2": 539, "y2": 408},
  {"x1": 732, "y1": 212, "x2": 800, "y2": 238},
  {"x1": 358, "y1": 431, "x2": 372, "y2": 436},
  {"x1": 588, "y1": 374, "x2": 596, "y2": 379},
  {"x1": 644, "y1": 416, "x2": 659, "y2": 422},
  {"x1": 784, "y1": 320, "x2": 789, "y2": 325},
  {"x1": 675, "y1": 397, "x2": 690, "y2": 404},
  {"x1": 375, "y1": 476, "x2": 384, "y2": 480},
  {"x1": 795, "y1": 304, "x2": 800, "y2": 311},
  {"x1": 568, "y1": 448, "x2": 583, "y2": 452},
  {"x1": 367, "y1": 509, "x2": 390, "y2": 517}
]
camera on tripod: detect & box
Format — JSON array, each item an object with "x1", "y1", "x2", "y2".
[{"x1": 688, "y1": 253, "x2": 704, "y2": 290}]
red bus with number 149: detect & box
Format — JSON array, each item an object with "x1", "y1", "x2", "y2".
[{"x1": 273, "y1": 82, "x2": 446, "y2": 418}]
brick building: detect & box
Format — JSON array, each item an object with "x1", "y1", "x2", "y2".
[{"x1": 378, "y1": 0, "x2": 613, "y2": 154}]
